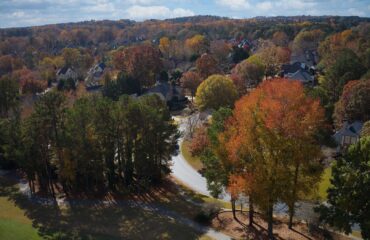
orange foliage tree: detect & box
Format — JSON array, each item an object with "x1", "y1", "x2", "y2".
[
  {"x1": 195, "y1": 53, "x2": 221, "y2": 79},
  {"x1": 221, "y1": 78, "x2": 324, "y2": 236},
  {"x1": 117, "y1": 45, "x2": 163, "y2": 88},
  {"x1": 180, "y1": 71, "x2": 202, "y2": 100}
]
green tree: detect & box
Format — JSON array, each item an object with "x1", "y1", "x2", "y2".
[
  {"x1": 0, "y1": 113, "x2": 22, "y2": 169},
  {"x1": 199, "y1": 108, "x2": 233, "y2": 196},
  {"x1": 231, "y1": 46, "x2": 249, "y2": 64},
  {"x1": 62, "y1": 97, "x2": 103, "y2": 191},
  {"x1": 0, "y1": 76, "x2": 19, "y2": 118},
  {"x1": 103, "y1": 72, "x2": 141, "y2": 100},
  {"x1": 195, "y1": 75, "x2": 238, "y2": 111},
  {"x1": 21, "y1": 91, "x2": 66, "y2": 196},
  {"x1": 317, "y1": 136, "x2": 370, "y2": 239},
  {"x1": 322, "y1": 49, "x2": 366, "y2": 104}
]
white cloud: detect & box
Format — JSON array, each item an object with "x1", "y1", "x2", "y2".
[
  {"x1": 348, "y1": 8, "x2": 365, "y2": 16},
  {"x1": 82, "y1": 2, "x2": 115, "y2": 13},
  {"x1": 128, "y1": 0, "x2": 155, "y2": 5},
  {"x1": 125, "y1": 5, "x2": 194, "y2": 20},
  {"x1": 216, "y1": 0, "x2": 251, "y2": 10},
  {"x1": 275, "y1": 0, "x2": 315, "y2": 10},
  {"x1": 12, "y1": 11, "x2": 25, "y2": 18},
  {"x1": 256, "y1": 1, "x2": 273, "y2": 11}
]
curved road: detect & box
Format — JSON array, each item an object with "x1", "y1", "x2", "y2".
[{"x1": 171, "y1": 117, "x2": 211, "y2": 197}]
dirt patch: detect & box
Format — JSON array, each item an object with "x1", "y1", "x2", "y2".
[{"x1": 211, "y1": 211, "x2": 353, "y2": 240}]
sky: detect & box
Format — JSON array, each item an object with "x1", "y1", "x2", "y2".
[{"x1": 1, "y1": 0, "x2": 370, "y2": 28}]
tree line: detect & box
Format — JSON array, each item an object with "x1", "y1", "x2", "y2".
[{"x1": 0, "y1": 88, "x2": 179, "y2": 196}]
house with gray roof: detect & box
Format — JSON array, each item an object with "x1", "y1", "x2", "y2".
[
  {"x1": 281, "y1": 61, "x2": 315, "y2": 86},
  {"x1": 145, "y1": 81, "x2": 188, "y2": 110},
  {"x1": 56, "y1": 66, "x2": 78, "y2": 87},
  {"x1": 85, "y1": 62, "x2": 106, "y2": 89},
  {"x1": 333, "y1": 121, "x2": 363, "y2": 149}
]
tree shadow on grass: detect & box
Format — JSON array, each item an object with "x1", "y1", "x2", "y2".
[{"x1": 0, "y1": 176, "x2": 207, "y2": 240}]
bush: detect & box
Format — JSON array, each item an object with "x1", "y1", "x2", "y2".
[{"x1": 194, "y1": 202, "x2": 221, "y2": 224}]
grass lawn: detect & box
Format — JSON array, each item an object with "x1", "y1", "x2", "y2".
[
  {"x1": 318, "y1": 166, "x2": 332, "y2": 200},
  {"x1": 304, "y1": 166, "x2": 332, "y2": 201},
  {"x1": 0, "y1": 197, "x2": 42, "y2": 240},
  {"x1": 181, "y1": 140, "x2": 204, "y2": 171}
]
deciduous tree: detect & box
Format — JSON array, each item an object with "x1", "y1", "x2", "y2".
[
  {"x1": 195, "y1": 75, "x2": 238, "y2": 111},
  {"x1": 185, "y1": 34, "x2": 209, "y2": 55},
  {"x1": 195, "y1": 53, "x2": 221, "y2": 79},
  {"x1": 180, "y1": 71, "x2": 202, "y2": 100},
  {"x1": 333, "y1": 79, "x2": 370, "y2": 127},
  {"x1": 231, "y1": 60, "x2": 265, "y2": 94},
  {"x1": 120, "y1": 45, "x2": 162, "y2": 88},
  {"x1": 222, "y1": 79, "x2": 324, "y2": 237}
]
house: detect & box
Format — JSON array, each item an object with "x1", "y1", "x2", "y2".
[
  {"x1": 333, "y1": 121, "x2": 363, "y2": 149},
  {"x1": 281, "y1": 62, "x2": 315, "y2": 86},
  {"x1": 85, "y1": 62, "x2": 106, "y2": 89},
  {"x1": 145, "y1": 81, "x2": 188, "y2": 110},
  {"x1": 56, "y1": 66, "x2": 78, "y2": 86},
  {"x1": 228, "y1": 38, "x2": 253, "y2": 50},
  {"x1": 290, "y1": 50, "x2": 318, "y2": 67}
]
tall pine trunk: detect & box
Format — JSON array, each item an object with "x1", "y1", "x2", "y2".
[
  {"x1": 267, "y1": 200, "x2": 274, "y2": 240},
  {"x1": 249, "y1": 195, "x2": 254, "y2": 226}
]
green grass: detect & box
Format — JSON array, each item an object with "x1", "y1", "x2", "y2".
[
  {"x1": 181, "y1": 140, "x2": 204, "y2": 171},
  {"x1": 0, "y1": 197, "x2": 42, "y2": 240},
  {"x1": 318, "y1": 167, "x2": 332, "y2": 201},
  {"x1": 352, "y1": 230, "x2": 362, "y2": 239},
  {"x1": 304, "y1": 166, "x2": 332, "y2": 201}
]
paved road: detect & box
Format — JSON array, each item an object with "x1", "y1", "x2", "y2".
[
  {"x1": 170, "y1": 116, "x2": 209, "y2": 197},
  {"x1": 170, "y1": 116, "x2": 231, "y2": 202},
  {"x1": 171, "y1": 137, "x2": 211, "y2": 197}
]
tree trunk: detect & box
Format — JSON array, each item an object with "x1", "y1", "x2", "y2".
[
  {"x1": 288, "y1": 206, "x2": 294, "y2": 229},
  {"x1": 28, "y1": 180, "x2": 33, "y2": 196},
  {"x1": 249, "y1": 196, "x2": 254, "y2": 227},
  {"x1": 289, "y1": 163, "x2": 300, "y2": 229},
  {"x1": 231, "y1": 199, "x2": 237, "y2": 220},
  {"x1": 267, "y1": 203, "x2": 274, "y2": 240}
]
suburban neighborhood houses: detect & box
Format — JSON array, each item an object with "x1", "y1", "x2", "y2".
[{"x1": 0, "y1": 10, "x2": 370, "y2": 240}]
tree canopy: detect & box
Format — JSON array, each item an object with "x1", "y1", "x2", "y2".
[
  {"x1": 221, "y1": 78, "x2": 324, "y2": 236},
  {"x1": 317, "y1": 136, "x2": 370, "y2": 239},
  {"x1": 334, "y1": 79, "x2": 370, "y2": 127},
  {"x1": 195, "y1": 74, "x2": 238, "y2": 111}
]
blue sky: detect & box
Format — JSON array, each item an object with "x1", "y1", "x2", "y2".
[{"x1": 1, "y1": 0, "x2": 370, "y2": 28}]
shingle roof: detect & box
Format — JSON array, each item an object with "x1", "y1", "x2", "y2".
[
  {"x1": 288, "y1": 69, "x2": 314, "y2": 83},
  {"x1": 333, "y1": 121, "x2": 363, "y2": 143},
  {"x1": 57, "y1": 66, "x2": 69, "y2": 75},
  {"x1": 282, "y1": 62, "x2": 302, "y2": 74}
]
